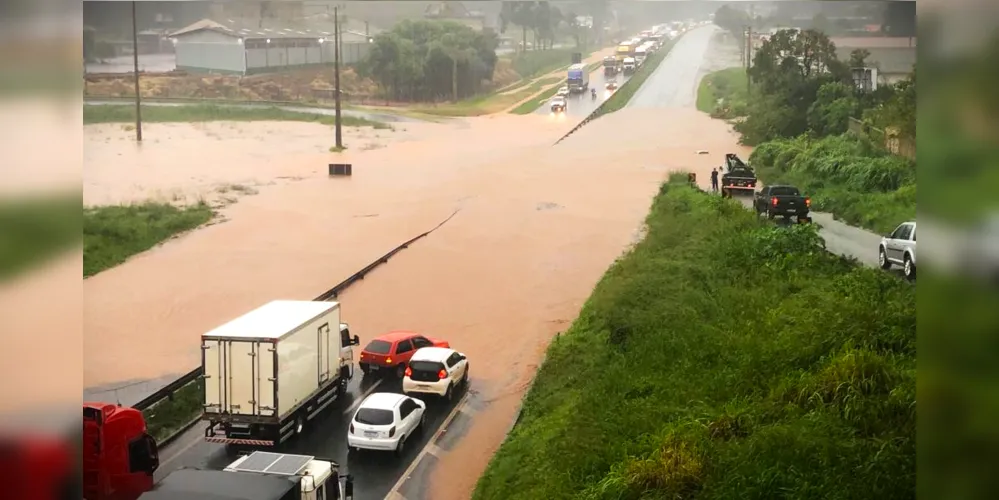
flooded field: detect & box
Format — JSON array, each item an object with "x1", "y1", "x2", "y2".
[{"x1": 83, "y1": 25, "x2": 749, "y2": 498}]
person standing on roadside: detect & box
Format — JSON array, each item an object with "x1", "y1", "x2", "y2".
[{"x1": 710, "y1": 168, "x2": 719, "y2": 193}]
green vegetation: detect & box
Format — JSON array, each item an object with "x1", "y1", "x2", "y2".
[
  {"x1": 83, "y1": 104, "x2": 390, "y2": 128},
  {"x1": 509, "y1": 80, "x2": 565, "y2": 115},
  {"x1": 696, "y1": 25, "x2": 916, "y2": 234},
  {"x1": 750, "y1": 134, "x2": 915, "y2": 234},
  {"x1": 592, "y1": 41, "x2": 675, "y2": 119},
  {"x1": 696, "y1": 67, "x2": 749, "y2": 119},
  {"x1": 84, "y1": 202, "x2": 214, "y2": 277},
  {"x1": 0, "y1": 193, "x2": 81, "y2": 280},
  {"x1": 142, "y1": 378, "x2": 204, "y2": 443},
  {"x1": 359, "y1": 20, "x2": 500, "y2": 102},
  {"x1": 474, "y1": 177, "x2": 915, "y2": 500},
  {"x1": 509, "y1": 48, "x2": 582, "y2": 80}
]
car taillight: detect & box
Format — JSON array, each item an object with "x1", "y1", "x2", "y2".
[
  {"x1": 438, "y1": 369, "x2": 447, "y2": 380},
  {"x1": 349, "y1": 423, "x2": 354, "y2": 434},
  {"x1": 388, "y1": 426, "x2": 396, "y2": 437},
  {"x1": 805, "y1": 197, "x2": 811, "y2": 207},
  {"x1": 404, "y1": 366, "x2": 412, "y2": 377},
  {"x1": 771, "y1": 197, "x2": 778, "y2": 206},
  {"x1": 386, "y1": 357, "x2": 392, "y2": 364},
  {"x1": 360, "y1": 352, "x2": 365, "y2": 358}
]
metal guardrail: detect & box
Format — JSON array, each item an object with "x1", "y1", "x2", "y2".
[{"x1": 131, "y1": 209, "x2": 461, "y2": 413}]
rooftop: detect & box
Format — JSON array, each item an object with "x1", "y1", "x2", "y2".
[
  {"x1": 359, "y1": 392, "x2": 407, "y2": 409},
  {"x1": 203, "y1": 300, "x2": 338, "y2": 340},
  {"x1": 411, "y1": 346, "x2": 455, "y2": 362},
  {"x1": 169, "y1": 18, "x2": 374, "y2": 42}
]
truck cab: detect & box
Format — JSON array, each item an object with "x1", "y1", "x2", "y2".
[
  {"x1": 339, "y1": 322, "x2": 359, "y2": 381},
  {"x1": 83, "y1": 403, "x2": 159, "y2": 500},
  {"x1": 622, "y1": 57, "x2": 636, "y2": 74},
  {"x1": 139, "y1": 452, "x2": 353, "y2": 500}
]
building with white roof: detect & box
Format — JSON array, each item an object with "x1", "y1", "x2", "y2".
[{"x1": 168, "y1": 17, "x2": 375, "y2": 74}]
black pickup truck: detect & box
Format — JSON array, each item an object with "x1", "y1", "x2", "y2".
[
  {"x1": 754, "y1": 185, "x2": 812, "y2": 223},
  {"x1": 720, "y1": 153, "x2": 757, "y2": 197}
]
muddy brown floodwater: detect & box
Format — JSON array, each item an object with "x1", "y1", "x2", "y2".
[{"x1": 84, "y1": 26, "x2": 749, "y2": 498}]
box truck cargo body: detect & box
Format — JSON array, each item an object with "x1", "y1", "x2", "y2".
[{"x1": 202, "y1": 300, "x2": 359, "y2": 447}]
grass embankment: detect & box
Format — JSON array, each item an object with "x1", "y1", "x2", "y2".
[
  {"x1": 591, "y1": 41, "x2": 675, "y2": 119},
  {"x1": 83, "y1": 104, "x2": 390, "y2": 129},
  {"x1": 510, "y1": 48, "x2": 589, "y2": 80},
  {"x1": 750, "y1": 133, "x2": 916, "y2": 234},
  {"x1": 84, "y1": 202, "x2": 214, "y2": 277},
  {"x1": 0, "y1": 193, "x2": 81, "y2": 280},
  {"x1": 474, "y1": 177, "x2": 915, "y2": 499},
  {"x1": 696, "y1": 67, "x2": 749, "y2": 118},
  {"x1": 142, "y1": 378, "x2": 204, "y2": 443}
]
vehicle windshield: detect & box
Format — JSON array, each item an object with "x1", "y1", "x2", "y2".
[
  {"x1": 410, "y1": 360, "x2": 444, "y2": 373},
  {"x1": 363, "y1": 340, "x2": 392, "y2": 354},
  {"x1": 770, "y1": 187, "x2": 800, "y2": 196},
  {"x1": 354, "y1": 408, "x2": 394, "y2": 426}
]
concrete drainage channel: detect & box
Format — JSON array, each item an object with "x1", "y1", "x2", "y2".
[{"x1": 131, "y1": 208, "x2": 462, "y2": 448}]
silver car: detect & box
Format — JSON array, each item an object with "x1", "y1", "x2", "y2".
[{"x1": 879, "y1": 221, "x2": 917, "y2": 280}]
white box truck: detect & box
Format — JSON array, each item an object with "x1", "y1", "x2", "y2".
[{"x1": 202, "y1": 300, "x2": 360, "y2": 447}]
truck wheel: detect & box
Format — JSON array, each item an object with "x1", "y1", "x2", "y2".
[{"x1": 879, "y1": 247, "x2": 892, "y2": 270}]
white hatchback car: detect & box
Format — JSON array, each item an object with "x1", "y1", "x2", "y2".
[
  {"x1": 402, "y1": 347, "x2": 469, "y2": 401},
  {"x1": 347, "y1": 392, "x2": 425, "y2": 455}
]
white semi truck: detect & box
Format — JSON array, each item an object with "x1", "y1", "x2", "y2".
[
  {"x1": 202, "y1": 300, "x2": 360, "y2": 447},
  {"x1": 140, "y1": 451, "x2": 353, "y2": 500}
]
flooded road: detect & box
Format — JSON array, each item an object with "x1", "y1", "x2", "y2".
[{"x1": 84, "y1": 25, "x2": 756, "y2": 499}]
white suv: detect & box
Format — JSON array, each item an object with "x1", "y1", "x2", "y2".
[{"x1": 403, "y1": 347, "x2": 469, "y2": 401}]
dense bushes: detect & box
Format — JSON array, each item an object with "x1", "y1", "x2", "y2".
[
  {"x1": 474, "y1": 179, "x2": 915, "y2": 500},
  {"x1": 749, "y1": 134, "x2": 916, "y2": 233},
  {"x1": 360, "y1": 20, "x2": 499, "y2": 102}
]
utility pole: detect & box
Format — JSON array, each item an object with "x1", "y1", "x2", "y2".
[
  {"x1": 131, "y1": 0, "x2": 143, "y2": 142},
  {"x1": 333, "y1": 5, "x2": 342, "y2": 149}
]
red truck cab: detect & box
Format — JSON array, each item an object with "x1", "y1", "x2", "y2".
[{"x1": 83, "y1": 403, "x2": 159, "y2": 500}]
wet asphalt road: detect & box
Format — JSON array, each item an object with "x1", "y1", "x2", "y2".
[
  {"x1": 532, "y1": 65, "x2": 636, "y2": 118},
  {"x1": 153, "y1": 371, "x2": 475, "y2": 500}
]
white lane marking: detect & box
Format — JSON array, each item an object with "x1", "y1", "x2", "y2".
[
  {"x1": 386, "y1": 391, "x2": 470, "y2": 498},
  {"x1": 343, "y1": 378, "x2": 384, "y2": 415},
  {"x1": 161, "y1": 378, "x2": 384, "y2": 469}
]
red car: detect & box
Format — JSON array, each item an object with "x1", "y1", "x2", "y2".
[{"x1": 359, "y1": 331, "x2": 450, "y2": 378}]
